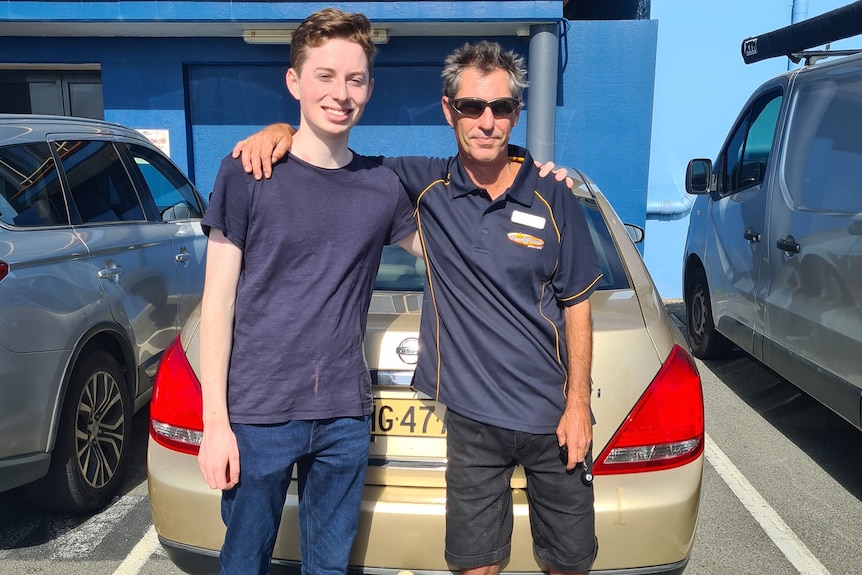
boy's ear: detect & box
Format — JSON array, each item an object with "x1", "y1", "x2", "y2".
[{"x1": 286, "y1": 68, "x2": 300, "y2": 100}]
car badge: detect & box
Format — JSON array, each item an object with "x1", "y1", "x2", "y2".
[{"x1": 396, "y1": 337, "x2": 419, "y2": 365}]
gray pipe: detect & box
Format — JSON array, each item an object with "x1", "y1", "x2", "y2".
[
  {"x1": 789, "y1": 0, "x2": 809, "y2": 70},
  {"x1": 792, "y1": 0, "x2": 809, "y2": 24},
  {"x1": 526, "y1": 24, "x2": 559, "y2": 163},
  {"x1": 646, "y1": 195, "x2": 694, "y2": 220}
]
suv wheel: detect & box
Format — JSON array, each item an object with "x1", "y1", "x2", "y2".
[
  {"x1": 686, "y1": 267, "x2": 733, "y2": 359},
  {"x1": 27, "y1": 351, "x2": 132, "y2": 514}
]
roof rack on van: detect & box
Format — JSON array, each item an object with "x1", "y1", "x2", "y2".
[
  {"x1": 741, "y1": 0, "x2": 862, "y2": 64},
  {"x1": 789, "y1": 48, "x2": 862, "y2": 66}
]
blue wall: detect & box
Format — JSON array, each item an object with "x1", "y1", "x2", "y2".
[
  {"x1": 0, "y1": 22, "x2": 658, "y2": 233},
  {"x1": 556, "y1": 20, "x2": 658, "y2": 228}
]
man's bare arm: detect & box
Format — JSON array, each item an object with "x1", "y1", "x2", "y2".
[
  {"x1": 397, "y1": 230, "x2": 422, "y2": 257},
  {"x1": 556, "y1": 299, "x2": 593, "y2": 470}
]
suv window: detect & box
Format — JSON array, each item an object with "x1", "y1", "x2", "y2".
[
  {"x1": 783, "y1": 73, "x2": 862, "y2": 213},
  {"x1": 59, "y1": 140, "x2": 144, "y2": 224},
  {"x1": 722, "y1": 91, "x2": 782, "y2": 195},
  {"x1": 127, "y1": 144, "x2": 204, "y2": 221},
  {"x1": 0, "y1": 142, "x2": 69, "y2": 227}
]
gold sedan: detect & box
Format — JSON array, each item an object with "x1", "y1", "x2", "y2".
[{"x1": 148, "y1": 170, "x2": 703, "y2": 575}]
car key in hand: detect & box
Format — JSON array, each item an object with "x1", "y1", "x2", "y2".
[{"x1": 559, "y1": 444, "x2": 593, "y2": 486}]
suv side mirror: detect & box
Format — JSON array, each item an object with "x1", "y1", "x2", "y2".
[
  {"x1": 625, "y1": 223, "x2": 645, "y2": 244},
  {"x1": 686, "y1": 159, "x2": 714, "y2": 195}
]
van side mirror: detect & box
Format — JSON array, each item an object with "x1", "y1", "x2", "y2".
[{"x1": 686, "y1": 159, "x2": 714, "y2": 195}]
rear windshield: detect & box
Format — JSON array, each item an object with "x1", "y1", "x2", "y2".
[{"x1": 374, "y1": 197, "x2": 629, "y2": 292}]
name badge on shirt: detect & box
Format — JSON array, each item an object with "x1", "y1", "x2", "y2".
[{"x1": 511, "y1": 210, "x2": 546, "y2": 230}]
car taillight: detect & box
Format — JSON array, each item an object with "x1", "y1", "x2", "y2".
[
  {"x1": 593, "y1": 344, "x2": 703, "y2": 474},
  {"x1": 150, "y1": 335, "x2": 203, "y2": 455},
  {"x1": 0, "y1": 261, "x2": 8, "y2": 282}
]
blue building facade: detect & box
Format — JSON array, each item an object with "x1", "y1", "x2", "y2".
[
  {"x1": 4, "y1": 1, "x2": 858, "y2": 297},
  {"x1": 0, "y1": 1, "x2": 658, "y2": 252}
]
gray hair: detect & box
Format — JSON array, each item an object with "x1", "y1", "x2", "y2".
[{"x1": 441, "y1": 40, "x2": 529, "y2": 99}]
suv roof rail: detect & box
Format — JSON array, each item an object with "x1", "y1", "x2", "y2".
[{"x1": 742, "y1": 0, "x2": 862, "y2": 64}]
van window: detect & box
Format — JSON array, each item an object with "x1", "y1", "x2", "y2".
[
  {"x1": 721, "y1": 91, "x2": 782, "y2": 195},
  {"x1": 783, "y1": 73, "x2": 862, "y2": 213},
  {"x1": 0, "y1": 143, "x2": 69, "y2": 227}
]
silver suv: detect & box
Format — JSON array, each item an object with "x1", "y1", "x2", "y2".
[
  {"x1": 683, "y1": 49, "x2": 862, "y2": 431},
  {"x1": 0, "y1": 115, "x2": 208, "y2": 512}
]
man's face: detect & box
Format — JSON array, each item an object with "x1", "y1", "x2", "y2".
[
  {"x1": 442, "y1": 66, "x2": 520, "y2": 167},
  {"x1": 286, "y1": 38, "x2": 373, "y2": 139}
]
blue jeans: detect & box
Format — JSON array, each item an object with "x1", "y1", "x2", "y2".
[{"x1": 219, "y1": 417, "x2": 371, "y2": 575}]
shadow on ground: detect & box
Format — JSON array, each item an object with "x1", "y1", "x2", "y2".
[{"x1": 662, "y1": 300, "x2": 862, "y2": 500}]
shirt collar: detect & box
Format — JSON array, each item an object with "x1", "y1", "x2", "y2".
[{"x1": 450, "y1": 145, "x2": 537, "y2": 207}]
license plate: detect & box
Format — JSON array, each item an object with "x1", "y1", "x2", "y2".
[{"x1": 371, "y1": 398, "x2": 447, "y2": 437}]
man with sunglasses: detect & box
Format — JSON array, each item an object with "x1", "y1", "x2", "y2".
[{"x1": 234, "y1": 40, "x2": 601, "y2": 575}]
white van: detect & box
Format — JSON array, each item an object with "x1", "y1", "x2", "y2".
[{"x1": 682, "y1": 49, "x2": 862, "y2": 431}]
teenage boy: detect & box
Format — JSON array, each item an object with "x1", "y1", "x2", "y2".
[{"x1": 197, "y1": 8, "x2": 418, "y2": 575}]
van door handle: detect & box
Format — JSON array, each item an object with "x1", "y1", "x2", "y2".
[
  {"x1": 175, "y1": 247, "x2": 191, "y2": 265},
  {"x1": 744, "y1": 227, "x2": 762, "y2": 243},
  {"x1": 97, "y1": 261, "x2": 123, "y2": 282},
  {"x1": 776, "y1": 235, "x2": 801, "y2": 254}
]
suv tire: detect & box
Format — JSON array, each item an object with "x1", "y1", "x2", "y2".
[
  {"x1": 686, "y1": 267, "x2": 734, "y2": 360},
  {"x1": 27, "y1": 351, "x2": 132, "y2": 514}
]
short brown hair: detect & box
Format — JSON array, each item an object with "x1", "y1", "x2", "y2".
[{"x1": 290, "y1": 8, "x2": 377, "y2": 78}]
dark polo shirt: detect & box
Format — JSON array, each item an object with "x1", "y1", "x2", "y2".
[{"x1": 383, "y1": 146, "x2": 602, "y2": 434}]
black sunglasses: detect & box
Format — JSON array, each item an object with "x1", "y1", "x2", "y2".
[{"x1": 448, "y1": 97, "x2": 521, "y2": 119}]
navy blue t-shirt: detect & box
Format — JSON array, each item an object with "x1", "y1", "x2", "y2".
[
  {"x1": 202, "y1": 152, "x2": 416, "y2": 424},
  {"x1": 382, "y1": 146, "x2": 603, "y2": 434}
]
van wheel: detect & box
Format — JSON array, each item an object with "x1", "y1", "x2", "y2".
[
  {"x1": 27, "y1": 351, "x2": 132, "y2": 514},
  {"x1": 686, "y1": 268, "x2": 733, "y2": 359}
]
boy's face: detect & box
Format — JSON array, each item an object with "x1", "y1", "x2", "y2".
[{"x1": 286, "y1": 37, "x2": 373, "y2": 138}]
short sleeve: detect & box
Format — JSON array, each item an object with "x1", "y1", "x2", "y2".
[
  {"x1": 201, "y1": 155, "x2": 253, "y2": 250},
  {"x1": 382, "y1": 156, "x2": 451, "y2": 204},
  {"x1": 553, "y1": 185, "x2": 603, "y2": 306},
  {"x1": 387, "y1": 181, "x2": 417, "y2": 245}
]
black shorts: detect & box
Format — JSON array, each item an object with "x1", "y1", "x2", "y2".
[{"x1": 444, "y1": 410, "x2": 597, "y2": 573}]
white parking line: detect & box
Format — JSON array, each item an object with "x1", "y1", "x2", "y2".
[
  {"x1": 112, "y1": 524, "x2": 159, "y2": 575},
  {"x1": 53, "y1": 494, "x2": 144, "y2": 559},
  {"x1": 705, "y1": 434, "x2": 831, "y2": 575}
]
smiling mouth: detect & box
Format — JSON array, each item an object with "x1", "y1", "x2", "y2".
[{"x1": 324, "y1": 107, "x2": 350, "y2": 117}]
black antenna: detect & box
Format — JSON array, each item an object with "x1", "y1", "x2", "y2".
[{"x1": 741, "y1": 0, "x2": 862, "y2": 64}]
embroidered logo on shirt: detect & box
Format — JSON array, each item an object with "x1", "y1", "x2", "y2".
[
  {"x1": 511, "y1": 210, "x2": 546, "y2": 229},
  {"x1": 507, "y1": 232, "x2": 544, "y2": 249}
]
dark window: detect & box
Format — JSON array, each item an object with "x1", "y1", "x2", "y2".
[
  {"x1": 0, "y1": 143, "x2": 69, "y2": 227},
  {"x1": 0, "y1": 71, "x2": 103, "y2": 118},
  {"x1": 721, "y1": 91, "x2": 782, "y2": 195},
  {"x1": 58, "y1": 141, "x2": 144, "y2": 224}
]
